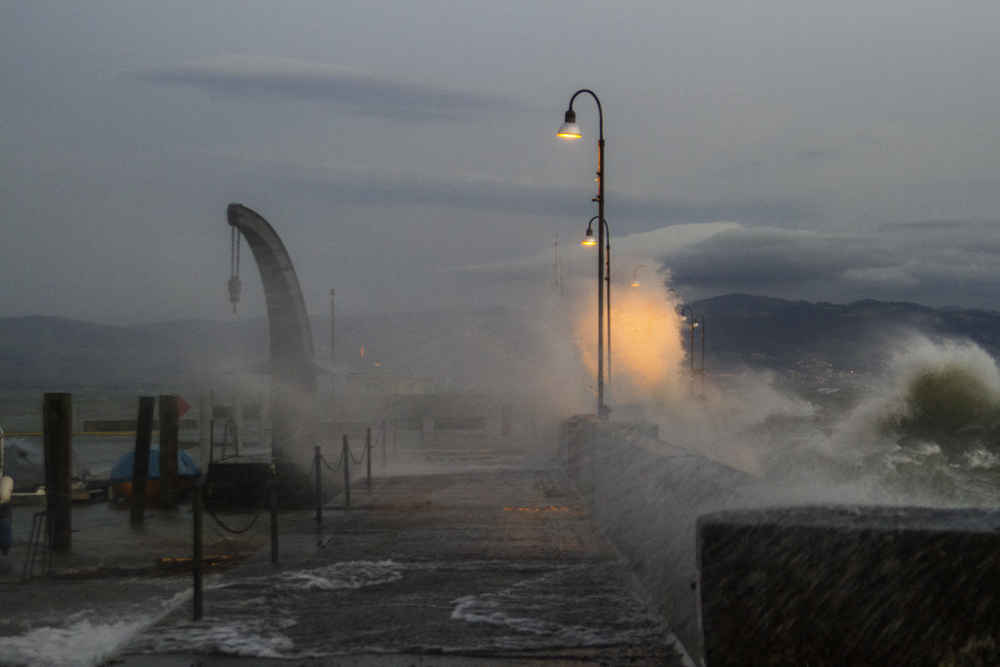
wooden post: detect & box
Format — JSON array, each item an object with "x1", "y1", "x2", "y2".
[
  {"x1": 130, "y1": 397, "x2": 155, "y2": 525},
  {"x1": 343, "y1": 435, "x2": 351, "y2": 509},
  {"x1": 366, "y1": 427, "x2": 372, "y2": 491},
  {"x1": 43, "y1": 393, "x2": 73, "y2": 552},
  {"x1": 314, "y1": 446, "x2": 322, "y2": 525},
  {"x1": 159, "y1": 395, "x2": 179, "y2": 510},
  {"x1": 192, "y1": 481, "x2": 203, "y2": 620}
]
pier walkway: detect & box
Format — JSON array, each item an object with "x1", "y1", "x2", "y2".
[{"x1": 122, "y1": 444, "x2": 688, "y2": 666}]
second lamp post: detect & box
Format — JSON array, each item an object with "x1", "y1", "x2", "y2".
[{"x1": 559, "y1": 89, "x2": 610, "y2": 419}]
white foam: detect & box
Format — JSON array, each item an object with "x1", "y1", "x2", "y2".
[
  {"x1": 138, "y1": 621, "x2": 294, "y2": 658},
  {"x1": 278, "y1": 560, "x2": 404, "y2": 591},
  {"x1": 450, "y1": 569, "x2": 664, "y2": 650},
  {"x1": 0, "y1": 589, "x2": 190, "y2": 667}
]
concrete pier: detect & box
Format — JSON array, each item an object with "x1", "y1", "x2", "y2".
[{"x1": 120, "y1": 452, "x2": 687, "y2": 666}]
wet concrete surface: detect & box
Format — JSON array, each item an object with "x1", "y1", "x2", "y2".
[
  {"x1": 0, "y1": 436, "x2": 688, "y2": 666},
  {"x1": 121, "y1": 458, "x2": 687, "y2": 665}
]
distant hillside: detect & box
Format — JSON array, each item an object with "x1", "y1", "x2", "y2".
[
  {"x1": 687, "y1": 294, "x2": 1000, "y2": 381},
  {"x1": 2, "y1": 296, "x2": 999, "y2": 391}
]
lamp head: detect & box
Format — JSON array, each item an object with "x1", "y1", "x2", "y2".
[
  {"x1": 582, "y1": 225, "x2": 596, "y2": 246},
  {"x1": 557, "y1": 109, "x2": 582, "y2": 139}
]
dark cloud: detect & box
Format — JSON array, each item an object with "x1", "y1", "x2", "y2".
[
  {"x1": 658, "y1": 223, "x2": 1000, "y2": 310},
  {"x1": 139, "y1": 54, "x2": 523, "y2": 119}
]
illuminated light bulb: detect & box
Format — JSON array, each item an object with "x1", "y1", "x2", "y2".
[{"x1": 557, "y1": 109, "x2": 582, "y2": 138}]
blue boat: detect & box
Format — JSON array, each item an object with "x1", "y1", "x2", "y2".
[{"x1": 110, "y1": 447, "x2": 201, "y2": 500}]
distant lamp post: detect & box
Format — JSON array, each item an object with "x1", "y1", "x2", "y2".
[
  {"x1": 693, "y1": 314, "x2": 706, "y2": 396},
  {"x1": 581, "y1": 215, "x2": 613, "y2": 405},
  {"x1": 559, "y1": 89, "x2": 610, "y2": 419},
  {"x1": 680, "y1": 306, "x2": 696, "y2": 396},
  {"x1": 630, "y1": 265, "x2": 647, "y2": 287}
]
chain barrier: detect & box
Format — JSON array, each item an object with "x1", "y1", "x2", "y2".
[
  {"x1": 320, "y1": 451, "x2": 343, "y2": 472},
  {"x1": 203, "y1": 476, "x2": 273, "y2": 535},
  {"x1": 347, "y1": 442, "x2": 366, "y2": 465}
]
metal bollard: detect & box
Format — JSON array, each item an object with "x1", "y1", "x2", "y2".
[
  {"x1": 381, "y1": 418, "x2": 387, "y2": 469},
  {"x1": 343, "y1": 435, "x2": 351, "y2": 509},
  {"x1": 314, "y1": 446, "x2": 322, "y2": 525},
  {"x1": 192, "y1": 482, "x2": 203, "y2": 620},
  {"x1": 270, "y1": 471, "x2": 279, "y2": 565}
]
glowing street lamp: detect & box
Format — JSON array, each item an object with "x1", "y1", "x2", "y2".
[
  {"x1": 630, "y1": 264, "x2": 647, "y2": 287},
  {"x1": 559, "y1": 89, "x2": 610, "y2": 419}
]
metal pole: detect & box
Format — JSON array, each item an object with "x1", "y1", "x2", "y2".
[
  {"x1": 343, "y1": 435, "x2": 351, "y2": 509},
  {"x1": 680, "y1": 307, "x2": 695, "y2": 397},
  {"x1": 199, "y1": 396, "x2": 212, "y2": 473},
  {"x1": 605, "y1": 218, "x2": 611, "y2": 403},
  {"x1": 366, "y1": 427, "x2": 372, "y2": 491},
  {"x1": 330, "y1": 287, "x2": 336, "y2": 430},
  {"x1": 270, "y1": 469, "x2": 279, "y2": 565},
  {"x1": 314, "y1": 446, "x2": 322, "y2": 525},
  {"x1": 597, "y1": 139, "x2": 605, "y2": 419},
  {"x1": 381, "y1": 418, "x2": 387, "y2": 469},
  {"x1": 192, "y1": 481, "x2": 203, "y2": 620},
  {"x1": 565, "y1": 89, "x2": 606, "y2": 419}
]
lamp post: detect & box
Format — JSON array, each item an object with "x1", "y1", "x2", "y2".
[
  {"x1": 680, "y1": 306, "x2": 696, "y2": 396},
  {"x1": 559, "y1": 89, "x2": 610, "y2": 419},
  {"x1": 693, "y1": 313, "x2": 706, "y2": 396},
  {"x1": 630, "y1": 264, "x2": 647, "y2": 287},
  {"x1": 582, "y1": 215, "x2": 612, "y2": 403}
]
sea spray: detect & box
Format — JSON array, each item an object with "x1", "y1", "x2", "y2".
[{"x1": 0, "y1": 588, "x2": 192, "y2": 667}]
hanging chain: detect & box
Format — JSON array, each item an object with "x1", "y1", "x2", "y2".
[{"x1": 228, "y1": 227, "x2": 242, "y2": 313}]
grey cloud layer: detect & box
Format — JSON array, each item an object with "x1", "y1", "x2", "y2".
[
  {"x1": 665, "y1": 223, "x2": 1000, "y2": 307},
  {"x1": 139, "y1": 54, "x2": 519, "y2": 119}
]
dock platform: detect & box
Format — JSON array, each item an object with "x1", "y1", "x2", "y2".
[{"x1": 120, "y1": 460, "x2": 688, "y2": 666}]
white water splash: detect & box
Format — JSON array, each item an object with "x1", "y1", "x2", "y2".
[
  {"x1": 277, "y1": 560, "x2": 404, "y2": 591},
  {"x1": 0, "y1": 589, "x2": 190, "y2": 667}
]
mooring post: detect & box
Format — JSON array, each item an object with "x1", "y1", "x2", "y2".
[
  {"x1": 314, "y1": 445, "x2": 322, "y2": 525},
  {"x1": 42, "y1": 393, "x2": 73, "y2": 552},
  {"x1": 381, "y1": 418, "x2": 387, "y2": 469},
  {"x1": 270, "y1": 468, "x2": 279, "y2": 565},
  {"x1": 159, "y1": 395, "x2": 179, "y2": 510},
  {"x1": 343, "y1": 435, "x2": 351, "y2": 509},
  {"x1": 366, "y1": 427, "x2": 372, "y2": 491},
  {"x1": 130, "y1": 397, "x2": 155, "y2": 526},
  {"x1": 192, "y1": 480, "x2": 203, "y2": 620}
]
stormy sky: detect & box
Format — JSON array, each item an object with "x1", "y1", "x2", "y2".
[{"x1": 3, "y1": 1, "x2": 1000, "y2": 324}]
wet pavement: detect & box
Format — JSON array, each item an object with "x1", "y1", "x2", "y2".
[
  {"x1": 0, "y1": 436, "x2": 689, "y2": 666},
  {"x1": 122, "y1": 458, "x2": 688, "y2": 665}
]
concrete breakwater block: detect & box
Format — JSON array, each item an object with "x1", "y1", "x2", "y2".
[{"x1": 698, "y1": 506, "x2": 1000, "y2": 667}]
